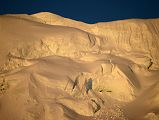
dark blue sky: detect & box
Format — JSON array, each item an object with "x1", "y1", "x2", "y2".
[{"x1": 0, "y1": 0, "x2": 159, "y2": 23}]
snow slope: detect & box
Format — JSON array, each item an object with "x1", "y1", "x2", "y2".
[{"x1": 0, "y1": 13, "x2": 159, "y2": 120}]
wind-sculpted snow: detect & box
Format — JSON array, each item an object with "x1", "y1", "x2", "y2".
[
  {"x1": 0, "y1": 13, "x2": 159, "y2": 120},
  {"x1": 32, "y1": 12, "x2": 159, "y2": 70}
]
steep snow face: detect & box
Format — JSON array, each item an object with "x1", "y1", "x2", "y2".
[
  {"x1": 32, "y1": 12, "x2": 159, "y2": 70},
  {"x1": 95, "y1": 20, "x2": 159, "y2": 70},
  {"x1": 0, "y1": 13, "x2": 159, "y2": 120},
  {"x1": 0, "y1": 16, "x2": 100, "y2": 73}
]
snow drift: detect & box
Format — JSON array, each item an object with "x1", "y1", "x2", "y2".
[{"x1": 0, "y1": 12, "x2": 159, "y2": 120}]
